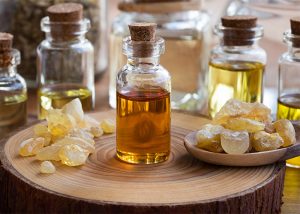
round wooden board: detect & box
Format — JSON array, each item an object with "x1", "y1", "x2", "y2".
[{"x1": 0, "y1": 111, "x2": 285, "y2": 213}]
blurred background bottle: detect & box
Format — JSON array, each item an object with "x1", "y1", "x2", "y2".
[
  {"x1": 0, "y1": 32, "x2": 27, "y2": 136},
  {"x1": 110, "y1": 0, "x2": 211, "y2": 112},
  {"x1": 208, "y1": 15, "x2": 266, "y2": 118},
  {"x1": 37, "y1": 3, "x2": 94, "y2": 119},
  {"x1": 277, "y1": 17, "x2": 300, "y2": 168},
  {"x1": 0, "y1": 0, "x2": 107, "y2": 88}
]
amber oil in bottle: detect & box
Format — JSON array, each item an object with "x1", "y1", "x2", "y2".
[
  {"x1": 116, "y1": 88, "x2": 170, "y2": 164},
  {"x1": 116, "y1": 23, "x2": 171, "y2": 164}
]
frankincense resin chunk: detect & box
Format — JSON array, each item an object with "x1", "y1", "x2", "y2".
[
  {"x1": 53, "y1": 136, "x2": 95, "y2": 153},
  {"x1": 101, "y1": 119, "x2": 116, "y2": 134},
  {"x1": 221, "y1": 130, "x2": 250, "y2": 154},
  {"x1": 40, "y1": 161, "x2": 56, "y2": 174},
  {"x1": 273, "y1": 119, "x2": 296, "y2": 147},
  {"x1": 19, "y1": 137, "x2": 45, "y2": 157},
  {"x1": 33, "y1": 124, "x2": 52, "y2": 146},
  {"x1": 59, "y1": 144, "x2": 89, "y2": 166},
  {"x1": 252, "y1": 131, "x2": 284, "y2": 152},
  {"x1": 225, "y1": 118, "x2": 265, "y2": 133},
  {"x1": 213, "y1": 99, "x2": 271, "y2": 125},
  {"x1": 36, "y1": 145, "x2": 61, "y2": 161},
  {"x1": 196, "y1": 124, "x2": 224, "y2": 152},
  {"x1": 90, "y1": 126, "x2": 104, "y2": 138}
]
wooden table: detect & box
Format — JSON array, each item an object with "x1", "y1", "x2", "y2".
[
  {"x1": 14, "y1": 0, "x2": 300, "y2": 213},
  {"x1": 24, "y1": 70, "x2": 300, "y2": 214}
]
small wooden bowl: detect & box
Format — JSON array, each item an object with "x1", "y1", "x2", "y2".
[{"x1": 184, "y1": 131, "x2": 300, "y2": 167}]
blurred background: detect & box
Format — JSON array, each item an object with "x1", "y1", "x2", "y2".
[{"x1": 1, "y1": 0, "x2": 300, "y2": 115}]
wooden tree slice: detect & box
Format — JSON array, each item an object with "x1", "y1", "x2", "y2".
[{"x1": 0, "y1": 111, "x2": 285, "y2": 213}]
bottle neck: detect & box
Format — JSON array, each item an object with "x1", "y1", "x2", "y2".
[
  {"x1": 220, "y1": 38, "x2": 259, "y2": 48},
  {"x1": 0, "y1": 66, "x2": 17, "y2": 77},
  {"x1": 127, "y1": 56, "x2": 160, "y2": 69},
  {"x1": 45, "y1": 32, "x2": 86, "y2": 44},
  {"x1": 287, "y1": 44, "x2": 300, "y2": 58},
  {"x1": 41, "y1": 17, "x2": 90, "y2": 45}
]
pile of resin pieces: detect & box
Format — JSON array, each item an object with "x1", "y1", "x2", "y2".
[
  {"x1": 19, "y1": 99, "x2": 115, "y2": 174},
  {"x1": 197, "y1": 99, "x2": 296, "y2": 154}
]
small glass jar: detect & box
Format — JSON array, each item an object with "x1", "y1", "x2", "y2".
[
  {"x1": 277, "y1": 27, "x2": 300, "y2": 168},
  {"x1": 110, "y1": 0, "x2": 211, "y2": 112},
  {"x1": 0, "y1": 35, "x2": 27, "y2": 137},
  {"x1": 116, "y1": 33, "x2": 171, "y2": 164},
  {"x1": 0, "y1": 0, "x2": 107, "y2": 88},
  {"x1": 37, "y1": 15, "x2": 95, "y2": 119},
  {"x1": 208, "y1": 17, "x2": 266, "y2": 118}
]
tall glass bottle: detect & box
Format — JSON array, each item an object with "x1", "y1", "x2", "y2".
[
  {"x1": 37, "y1": 3, "x2": 94, "y2": 119},
  {"x1": 277, "y1": 18, "x2": 300, "y2": 168},
  {"x1": 208, "y1": 15, "x2": 266, "y2": 118},
  {"x1": 116, "y1": 23, "x2": 171, "y2": 164},
  {"x1": 0, "y1": 0, "x2": 107, "y2": 88},
  {"x1": 110, "y1": 0, "x2": 210, "y2": 112},
  {"x1": 0, "y1": 32, "x2": 27, "y2": 137}
]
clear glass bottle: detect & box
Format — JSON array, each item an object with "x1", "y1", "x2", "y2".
[
  {"x1": 277, "y1": 19, "x2": 300, "y2": 168},
  {"x1": 37, "y1": 3, "x2": 94, "y2": 119},
  {"x1": 116, "y1": 23, "x2": 171, "y2": 164},
  {"x1": 208, "y1": 16, "x2": 266, "y2": 118},
  {"x1": 110, "y1": 0, "x2": 210, "y2": 112},
  {"x1": 0, "y1": 0, "x2": 107, "y2": 88},
  {"x1": 0, "y1": 33, "x2": 27, "y2": 137}
]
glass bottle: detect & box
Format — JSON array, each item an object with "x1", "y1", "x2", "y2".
[
  {"x1": 110, "y1": 0, "x2": 211, "y2": 112},
  {"x1": 116, "y1": 23, "x2": 171, "y2": 164},
  {"x1": 208, "y1": 15, "x2": 266, "y2": 118},
  {"x1": 277, "y1": 18, "x2": 300, "y2": 168},
  {"x1": 0, "y1": 32, "x2": 27, "y2": 137},
  {"x1": 37, "y1": 3, "x2": 94, "y2": 119},
  {"x1": 0, "y1": 0, "x2": 107, "y2": 88}
]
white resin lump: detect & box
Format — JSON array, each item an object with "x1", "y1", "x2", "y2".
[
  {"x1": 19, "y1": 98, "x2": 116, "y2": 173},
  {"x1": 196, "y1": 99, "x2": 296, "y2": 154}
]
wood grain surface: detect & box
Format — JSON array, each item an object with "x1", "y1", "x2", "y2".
[{"x1": 0, "y1": 111, "x2": 286, "y2": 213}]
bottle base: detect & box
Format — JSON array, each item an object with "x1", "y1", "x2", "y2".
[{"x1": 116, "y1": 150, "x2": 169, "y2": 164}]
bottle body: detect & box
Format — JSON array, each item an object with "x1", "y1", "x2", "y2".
[
  {"x1": 0, "y1": 49, "x2": 27, "y2": 137},
  {"x1": 277, "y1": 31, "x2": 300, "y2": 168},
  {"x1": 208, "y1": 22, "x2": 266, "y2": 118},
  {"x1": 0, "y1": 0, "x2": 107, "y2": 87},
  {"x1": 37, "y1": 17, "x2": 95, "y2": 119},
  {"x1": 116, "y1": 37, "x2": 171, "y2": 164},
  {"x1": 110, "y1": 10, "x2": 210, "y2": 112}
]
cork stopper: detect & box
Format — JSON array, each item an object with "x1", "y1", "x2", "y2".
[
  {"x1": 289, "y1": 17, "x2": 300, "y2": 47},
  {"x1": 0, "y1": 32, "x2": 13, "y2": 67},
  {"x1": 0, "y1": 33, "x2": 13, "y2": 53},
  {"x1": 47, "y1": 3, "x2": 83, "y2": 22},
  {"x1": 291, "y1": 17, "x2": 300, "y2": 35},
  {"x1": 221, "y1": 16, "x2": 257, "y2": 29},
  {"x1": 127, "y1": 23, "x2": 160, "y2": 57},
  {"x1": 220, "y1": 15, "x2": 258, "y2": 46},
  {"x1": 46, "y1": 3, "x2": 84, "y2": 42},
  {"x1": 129, "y1": 23, "x2": 157, "y2": 42}
]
